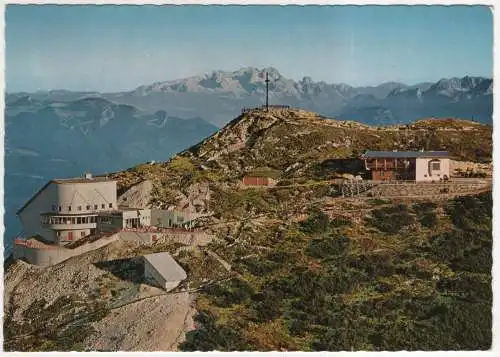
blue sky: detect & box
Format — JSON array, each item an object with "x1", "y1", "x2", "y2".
[{"x1": 5, "y1": 5, "x2": 493, "y2": 92}]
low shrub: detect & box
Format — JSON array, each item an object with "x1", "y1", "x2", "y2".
[
  {"x1": 419, "y1": 211, "x2": 438, "y2": 228},
  {"x1": 251, "y1": 290, "x2": 284, "y2": 322},
  {"x1": 368, "y1": 204, "x2": 414, "y2": 234},
  {"x1": 412, "y1": 201, "x2": 438, "y2": 213},
  {"x1": 306, "y1": 235, "x2": 350, "y2": 259},
  {"x1": 243, "y1": 257, "x2": 279, "y2": 276},
  {"x1": 445, "y1": 193, "x2": 492, "y2": 230},
  {"x1": 180, "y1": 310, "x2": 254, "y2": 351},
  {"x1": 330, "y1": 216, "x2": 351, "y2": 227},
  {"x1": 300, "y1": 208, "x2": 330, "y2": 234},
  {"x1": 204, "y1": 278, "x2": 254, "y2": 307}
]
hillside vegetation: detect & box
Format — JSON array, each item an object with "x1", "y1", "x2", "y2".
[
  {"x1": 145, "y1": 109, "x2": 490, "y2": 351},
  {"x1": 179, "y1": 190, "x2": 492, "y2": 351},
  {"x1": 5, "y1": 109, "x2": 492, "y2": 351},
  {"x1": 106, "y1": 110, "x2": 493, "y2": 351}
]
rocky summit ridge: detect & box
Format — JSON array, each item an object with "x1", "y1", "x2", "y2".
[{"x1": 180, "y1": 108, "x2": 491, "y2": 179}]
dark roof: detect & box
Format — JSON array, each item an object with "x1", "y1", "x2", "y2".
[
  {"x1": 243, "y1": 175, "x2": 273, "y2": 178},
  {"x1": 362, "y1": 151, "x2": 449, "y2": 159},
  {"x1": 17, "y1": 177, "x2": 116, "y2": 215},
  {"x1": 16, "y1": 181, "x2": 52, "y2": 215},
  {"x1": 52, "y1": 177, "x2": 115, "y2": 184}
]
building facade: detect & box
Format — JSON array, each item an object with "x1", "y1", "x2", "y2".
[
  {"x1": 97, "y1": 208, "x2": 152, "y2": 233},
  {"x1": 361, "y1": 151, "x2": 450, "y2": 182},
  {"x1": 151, "y1": 209, "x2": 190, "y2": 228},
  {"x1": 97, "y1": 208, "x2": 191, "y2": 233},
  {"x1": 17, "y1": 174, "x2": 117, "y2": 244},
  {"x1": 242, "y1": 176, "x2": 277, "y2": 187}
]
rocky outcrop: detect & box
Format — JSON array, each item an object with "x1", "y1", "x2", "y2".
[
  {"x1": 118, "y1": 180, "x2": 153, "y2": 208},
  {"x1": 179, "y1": 182, "x2": 211, "y2": 217},
  {"x1": 450, "y1": 160, "x2": 492, "y2": 177}
]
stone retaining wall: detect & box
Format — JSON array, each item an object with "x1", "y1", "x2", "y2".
[
  {"x1": 119, "y1": 231, "x2": 213, "y2": 247},
  {"x1": 13, "y1": 233, "x2": 119, "y2": 267},
  {"x1": 13, "y1": 229, "x2": 213, "y2": 267},
  {"x1": 366, "y1": 181, "x2": 490, "y2": 197}
]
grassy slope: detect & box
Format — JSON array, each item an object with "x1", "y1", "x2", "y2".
[{"x1": 179, "y1": 190, "x2": 492, "y2": 351}]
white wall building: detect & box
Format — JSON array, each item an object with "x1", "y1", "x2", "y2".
[
  {"x1": 17, "y1": 173, "x2": 117, "y2": 244},
  {"x1": 362, "y1": 151, "x2": 450, "y2": 182},
  {"x1": 415, "y1": 156, "x2": 451, "y2": 182},
  {"x1": 151, "y1": 210, "x2": 191, "y2": 229},
  {"x1": 97, "y1": 208, "x2": 152, "y2": 233},
  {"x1": 143, "y1": 252, "x2": 187, "y2": 291},
  {"x1": 97, "y1": 209, "x2": 191, "y2": 233}
]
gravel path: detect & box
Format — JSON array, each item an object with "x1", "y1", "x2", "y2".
[{"x1": 84, "y1": 292, "x2": 196, "y2": 351}]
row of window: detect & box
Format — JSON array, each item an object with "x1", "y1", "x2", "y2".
[
  {"x1": 42, "y1": 216, "x2": 97, "y2": 225},
  {"x1": 57, "y1": 231, "x2": 86, "y2": 238},
  {"x1": 125, "y1": 217, "x2": 150, "y2": 223},
  {"x1": 100, "y1": 217, "x2": 113, "y2": 224},
  {"x1": 51, "y1": 203, "x2": 114, "y2": 212},
  {"x1": 100, "y1": 216, "x2": 153, "y2": 226}
]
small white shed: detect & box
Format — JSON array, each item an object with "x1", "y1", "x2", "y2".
[{"x1": 143, "y1": 252, "x2": 187, "y2": 291}]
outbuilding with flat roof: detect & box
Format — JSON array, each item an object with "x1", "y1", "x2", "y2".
[{"x1": 143, "y1": 252, "x2": 187, "y2": 291}]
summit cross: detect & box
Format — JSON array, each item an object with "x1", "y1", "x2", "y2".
[{"x1": 265, "y1": 72, "x2": 270, "y2": 111}]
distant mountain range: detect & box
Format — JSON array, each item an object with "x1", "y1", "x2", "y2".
[
  {"x1": 4, "y1": 67, "x2": 493, "y2": 252},
  {"x1": 9, "y1": 67, "x2": 493, "y2": 127}
]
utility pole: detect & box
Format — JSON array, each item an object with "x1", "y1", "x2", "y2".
[{"x1": 265, "y1": 72, "x2": 270, "y2": 111}]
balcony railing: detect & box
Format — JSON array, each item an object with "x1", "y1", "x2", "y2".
[
  {"x1": 121, "y1": 226, "x2": 198, "y2": 233},
  {"x1": 42, "y1": 222, "x2": 96, "y2": 230}
]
